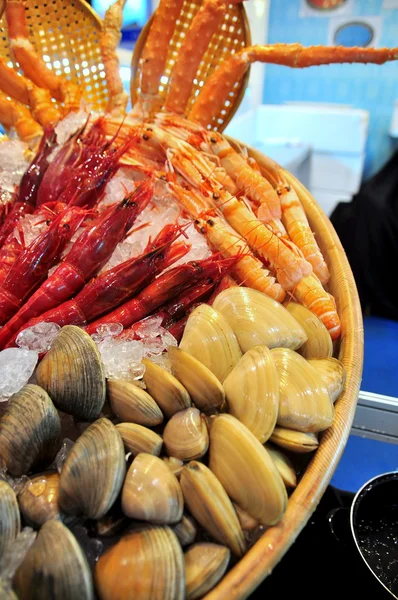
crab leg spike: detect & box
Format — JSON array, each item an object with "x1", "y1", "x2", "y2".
[
  {"x1": 5, "y1": 0, "x2": 81, "y2": 111},
  {"x1": 0, "y1": 90, "x2": 43, "y2": 144},
  {"x1": 189, "y1": 43, "x2": 398, "y2": 126},
  {"x1": 165, "y1": 0, "x2": 230, "y2": 115},
  {"x1": 134, "y1": 0, "x2": 185, "y2": 114},
  {"x1": 100, "y1": 0, "x2": 129, "y2": 116}
]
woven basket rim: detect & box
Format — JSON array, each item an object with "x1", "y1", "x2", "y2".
[{"x1": 202, "y1": 136, "x2": 364, "y2": 599}]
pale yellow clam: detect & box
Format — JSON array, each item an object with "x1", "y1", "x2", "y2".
[
  {"x1": 142, "y1": 357, "x2": 191, "y2": 418},
  {"x1": 209, "y1": 414, "x2": 287, "y2": 525},
  {"x1": 223, "y1": 345, "x2": 279, "y2": 443},
  {"x1": 266, "y1": 446, "x2": 297, "y2": 488},
  {"x1": 163, "y1": 408, "x2": 209, "y2": 461},
  {"x1": 270, "y1": 427, "x2": 319, "y2": 454},
  {"x1": 308, "y1": 357, "x2": 346, "y2": 403},
  {"x1": 212, "y1": 286, "x2": 307, "y2": 352},
  {"x1": 115, "y1": 422, "x2": 163, "y2": 457},
  {"x1": 172, "y1": 514, "x2": 197, "y2": 547},
  {"x1": 271, "y1": 348, "x2": 334, "y2": 432},
  {"x1": 122, "y1": 453, "x2": 183, "y2": 524},
  {"x1": 179, "y1": 303, "x2": 242, "y2": 382},
  {"x1": 180, "y1": 461, "x2": 246, "y2": 557},
  {"x1": 168, "y1": 346, "x2": 225, "y2": 413},
  {"x1": 185, "y1": 543, "x2": 230, "y2": 600},
  {"x1": 107, "y1": 379, "x2": 163, "y2": 426},
  {"x1": 285, "y1": 301, "x2": 333, "y2": 359},
  {"x1": 18, "y1": 472, "x2": 62, "y2": 527}
]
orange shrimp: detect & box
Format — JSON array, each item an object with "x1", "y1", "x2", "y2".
[
  {"x1": 168, "y1": 182, "x2": 285, "y2": 302},
  {"x1": 293, "y1": 275, "x2": 341, "y2": 340}
]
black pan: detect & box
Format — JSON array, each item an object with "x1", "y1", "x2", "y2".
[{"x1": 329, "y1": 471, "x2": 398, "y2": 599}]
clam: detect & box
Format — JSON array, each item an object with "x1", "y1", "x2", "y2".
[
  {"x1": 13, "y1": 520, "x2": 94, "y2": 600},
  {"x1": 36, "y1": 325, "x2": 106, "y2": 421},
  {"x1": 233, "y1": 504, "x2": 258, "y2": 532},
  {"x1": 115, "y1": 423, "x2": 163, "y2": 457},
  {"x1": 163, "y1": 456, "x2": 184, "y2": 479},
  {"x1": 168, "y1": 347, "x2": 225, "y2": 413},
  {"x1": 107, "y1": 379, "x2": 163, "y2": 426},
  {"x1": 209, "y1": 414, "x2": 287, "y2": 525},
  {"x1": 179, "y1": 304, "x2": 242, "y2": 382},
  {"x1": 185, "y1": 543, "x2": 230, "y2": 600},
  {"x1": 163, "y1": 408, "x2": 209, "y2": 461},
  {"x1": 308, "y1": 357, "x2": 346, "y2": 403},
  {"x1": 0, "y1": 384, "x2": 60, "y2": 477},
  {"x1": 122, "y1": 453, "x2": 183, "y2": 524},
  {"x1": 223, "y1": 345, "x2": 279, "y2": 443},
  {"x1": 270, "y1": 427, "x2": 319, "y2": 454},
  {"x1": 266, "y1": 446, "x2": 297, "y2": 488},
  {"x1": 172, "y1": 514, "x2": 197, "y2": 547},
  {"x1": 285, "y1": 301, "x2": 333, "y2": 359},
  {"x1": 18, "y1": 472, "x2": 62, "y2": 527},
  {"x1": 212, "y1": 286, "x2": 307, "y2": 352},
  {"x1": 0, "y1": 481, "x2": 20, "y2": 560},
  {"x1": 95, "y1": 525, "x2": 185, "y2": 600},
  {"x1": 271, "y1": 348, "x2": 334, "y2": 432},
  {"x1": 59, "y1": 418, "x2": 126, "y2": 519},
  {"x1": 180, "y1": 461, "x2": 246, "y2": 557},
  {"x1": 142, "y1": 358, "x2": 191, "y2": 417}
]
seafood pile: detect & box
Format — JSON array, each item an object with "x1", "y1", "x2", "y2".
[{"x1": 0, "y1": 0, "x2": 396, "y2": 597}]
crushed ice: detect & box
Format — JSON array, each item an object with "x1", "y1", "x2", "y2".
[
  {"x1": 16, "y1": 322, "x2": 61, "y2": 353},
  {"x1": 92, "y1": 317, "x2": 177, "y2": 380},
  {"x1": 0, "y1": 139, "x2": 30, "y2": 194},
  {"x1": 0, "y1": 348, "x2": 38, "y2": 402},
  {"x1": 54, "y1": 438, "x2": 75, "y2": 473}
]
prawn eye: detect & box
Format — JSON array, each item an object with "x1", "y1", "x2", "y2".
[
  {"x1": 212, "y1": 192, "x2": 220, "y2": 200},
  {"x1": 207, "y1": 218, "x2": 214, "y2": 226},
  {"x1": 210, "y1": 136, "x2": 217, "y2": 144},
  {"x1": 46, "y1": 220, "x2": 51, "y2": 225},
  {"x1": 63, "y1": 223, "x2": 70, "y2": 231},
  {"x1": 143, "y1": 133, "x2": 150, "y2": 141}
]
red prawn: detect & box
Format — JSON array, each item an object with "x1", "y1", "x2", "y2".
[
  {"x1": 85, "y1": 253, "x2": 240, "y2": 335},
  {"x1": 0, "y1": 178, "x2": 154, "y2": 348},
  {"x1": 0, "y1": 205, "x2": 86, "y2": 325},
  {"x1": 9, "y1": 223, "x2": 190, "y2": 335}
]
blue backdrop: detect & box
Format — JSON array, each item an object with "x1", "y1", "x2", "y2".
[{"x1": 263, "y1": 0, "x2": 398, "y2": 178}]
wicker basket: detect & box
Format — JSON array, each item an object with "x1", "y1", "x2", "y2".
[
  {"x1": 131, "y1": 0, "x2": 251, "y2": 131},
  {"x1": 202, "y1": 139, "x2": 364, "y2": 599}
]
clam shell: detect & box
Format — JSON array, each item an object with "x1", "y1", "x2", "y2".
[
  {"x1": 95, "y1": 526, "x2": 185, "y2": 600},
  {"x1": 308, "y1": 357, "x2": 346, "y2": 403},
  {"x1": 223, "y1": 345, "x2": 279, "y2": 443},
  {"x1": 14, "y1": 520, "x2": 94, "y2": 600},
  {"x1": 209, "y1": 414, "x2": 287, "y2": 525},
  {"x1": 163, "y1": 408, "x2": 209, "y2": 461},
  {"x1": 180, "y1": 461, "x2": 246, "y2": 557},
  {"x1": 270, "y1": 427, "x2": 319, "y2": 454},
  {"x1": 285, "y1": 301, "x2": 333, "y2": 359},
  {"x1": 0, "y1": 579, "x2": 17, "y2": 599},
  {"x1": 59, "y1": 418, "x2": 126, "y2": 519},
  {"x1": 0, "y1": 384, "x2": 60, "y2": 476},
  {"x1": 266, "y1": 446, "x2": 297, "y2": 488},
  {"x1": 172, "y1": 514, "x2": 197, "y2": 547},
  {"x1": 233, "y1": 504, "x2": 258, "y2": 531},
  {"x1": 185, "y1": 543, "x2": 230, "y2": 600},
  {"x1": 271, "y1": 348, "x2": 334, "y2": 432},
  {"x1": 115, "y1": 423, "x2": 163, "y2": 457},
  {"x1": 122, "y1": 453, "x2": 183, "y2": 524},
  {"x1": 18, "y1": 472, "x2": 62, "y2": 527},
  {"x1": 0, "y1": 481, "x2": 20, "y2": 560},
  {"x1": 142, "y1": 358, "x2": 191, "y2": 418},
  {"x1": 179, "y1": 304, "x2": 242, "y2": 382},
  {"x1": 212, "y1": 287, "x2": 307, "y2": 352},
  {"x1": 163, "y1": 456, "x2": 184, "y2": 479},
  {"x1": 36, "y1": 325, "x2": 106, "y2": 420},
  {"x1": 168, "y1": 347, "x2": 225, "y2": 413},
  {"x1": 107, "y1": 379, "x2": 163, "y2": 426}
]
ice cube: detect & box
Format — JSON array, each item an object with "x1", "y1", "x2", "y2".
[
  {"x1": 54, "y1": 108, "x2": 91, "y2": 147},
  {"x1": 150, "y1": 352, "x2": 172, "y2": 373},
  {"x1": 16, "y1": 322, "x2": 61, "y2": 353},
  {"x1": 0, "y1": 527, "x2": 36, "y2": 580},
  {"x1": 0, "y1": 140, "x2": 30, "y2": 193},
  {"x1": 0, "y1": 348, "x2": 38, "y2": 401},
  {"x1": 97, "y1": 337, "x2": 145, "y2": 380},
  {"x1": 91, "y1": 322, "x2": 124, "y2": 344},
  {"x1": 143, "y1": 336, "x2": 165, "y2": 357},
  {"x1": 160, "y1": 329, "x2": 178, "y2": 349},
  {"x1": 101, "y1": 170, "x2": 137, "y2": 207},
  {"x1": 135, "y1": 315, "x2": 164, "y2": 339}
]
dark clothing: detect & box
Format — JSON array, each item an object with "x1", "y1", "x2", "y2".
[{"x1": 330, "y1": 150, "x2": 398, "y2": 321}]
